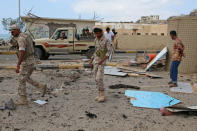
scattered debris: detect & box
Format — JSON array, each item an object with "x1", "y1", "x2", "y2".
[
  {"x1": 160, "y1": 107, "x2": 173, "y2": 116},
  {"x1": 0, "y1": 76, "x2": 12, "y2": 83},
  {"x1": 85, "y1": 111, "x2": 97, "y2": 119},
  {"x1": 78, "y1": 129, "x2": 85, "y2": 131},
  {"x1": 62, "y1": 71, "x2": 81, "y2": 86},
  {"x1": 128, "y1": 60, "x2": 138, "y2": 66},
  {"x1": 0, "y1": 77, "x2": 4, "y2": 83},
  {"x1": 51, "y1": 112, "x2": 61, "y2": 118},
  {"x1": 145, "y1": 47, "x2": 167, "y2": 71},
  {"x1": 167, "y1": 106, "x2": 197, "y2": 112},
  {"x1": 128, "y1": 73, "x2": 143, "y2": 77},
  {"x1": 125, "y1": 90, "x2": 180, "y2": 109},
  {"x1": 135, "y1": 53, "x2": 156, "y2": 64},
  {"x1": 146, "y1": 74, "x2": 163, "y2": 79},
  {"x1": 82, "y1": 59, "x2": 90, "y2": 62},
  {"x1": 13, "y1": 128, "x2": 20, "y2": 131},
  {"x1": 127, "y1": 72, "x2": 162, "y2": 79},
  {"x1": 161, "y1": 106, "x2": 197, "y2": 116},
  {"x1": 83, "y1": 64, "x2": 93, "y2": 69},
  {"x1": 192, "y1": 83, "x2": 197, "y2": 94},
  {"x1": 122, "y1": 114, "x2": 128, "y2": 119},
  {"x1": 36, "y1": 65, "x2": 59, "y2": 70},
  {"x1": 84, "y1": 69, "x2": 92, "y2": 74},
  {"x1": 113, "y1": 94, "x2": 122, "y2": 99},
  {"x1": 170, "y1": 82, "x2": 197, "y2": 94},
  {"x1": 109, "y1": 84, "x2": 140, "y2": 90},
  {"x1": 186, "y1": 79, "x2": 191, "y2": 82},
  {"x1": 34, "y1": 100, "x2": 47, "y2": 105},
  {"x1": 0, "y1": 99, "x2": 16, "y2": 111},
  {"x1": 0, "y1": 107, "x2": 6, "y2": 110},
  {"x1": 104, "y1": 66, "x2": 127, "y2": 77},
  {"x1": 52, "y1": 88, "x2": 66, "y2": 94},
  {"x1": 127, "y1": 52, "x2": 165, "y2": 70},
  {"x1": 117, "y1": 66, "x2": 146, "y2": 74},
  {"x1": 5, "y1": 99, "x2": 16, "y2": 110},
  {"x1": 8, "y1": 111, "x2": 12, "y2": 116},
  {"x1": 70, "y1": 71, "x2": 81, "y2": 80}
]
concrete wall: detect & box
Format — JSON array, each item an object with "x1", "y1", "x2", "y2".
[
  {"x1": 96, "y1": 22, "x2": 168, "y2": 36},
  {"x1": 118, "y1": 35, "x2": 168, "y2": 50},
  {"x1": 167, "y1": 16, "x2": 197, "y2": 73}
]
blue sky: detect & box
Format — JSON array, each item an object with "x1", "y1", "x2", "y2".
[{"x1": 0, "y1": 0, "x2": 196, "y2": 34}]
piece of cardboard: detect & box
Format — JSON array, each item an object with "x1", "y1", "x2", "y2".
[{"x1": 125, "y1": 90, "x2": 180, "y2": 109}]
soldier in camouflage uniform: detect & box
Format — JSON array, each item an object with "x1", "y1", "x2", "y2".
[
  {"x1": 10, "y1": 24, "x2": 47, "y2": 105},
  {"x1": 89, "y1": 27, "x2": 111, "y2": 102}
]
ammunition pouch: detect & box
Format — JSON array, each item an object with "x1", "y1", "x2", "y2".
[{"x1": 95, "y1": 48, "x2": 107, "y2": 59}]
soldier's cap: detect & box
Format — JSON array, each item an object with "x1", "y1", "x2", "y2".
[
  {"x1": 106, "y1": 27, "x2": 110, "y2": 30},
  {"x1": 9, "y1": 24, "x2": 20, "y2": 31},
  {"x1": 93, "y1": 27, "x2": 103, "y2": 33}
]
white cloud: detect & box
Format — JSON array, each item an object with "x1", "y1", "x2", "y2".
[{"x1": 72, "y1": 0, "x2": 183, "y2": 21}]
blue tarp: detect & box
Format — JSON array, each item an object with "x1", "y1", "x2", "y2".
[{"x1": 125, "y1": 90, "x2": 180, "y2": 109}]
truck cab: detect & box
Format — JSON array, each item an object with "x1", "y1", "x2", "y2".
[{"x1": 34, "y1": 27, "x2": 95, "y2": 60}]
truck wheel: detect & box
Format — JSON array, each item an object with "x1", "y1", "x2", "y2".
[
  {"x1": 43, "y1": 53, "x2": 50, "y2": 60},
  {"x1": 86, "y1": 48, "x2": 95, "y2": 59},
  {"x1": 35, "y1": 47, "x2": 45, "y2": 60}
]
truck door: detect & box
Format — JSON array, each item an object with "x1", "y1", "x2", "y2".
[
  {"x1": 47, "y1": 30, "x2": 73, "y2": 54},
  {"x1": 67, "y1": 28, "x2": 75, "y2": 52}
]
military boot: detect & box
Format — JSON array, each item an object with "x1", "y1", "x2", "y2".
[
  {"x1": 15, "y1": 96, "x2": 28, "y2": 105},
  {"x1": 40, "y1": 84, "x2": 47, "y2": 97},
  {"x1": 97, "y1": 91, "x2": 105, "y2": 102},
  {"x1": 95, "y1": 92, "x2": 100, "y2": 101}
]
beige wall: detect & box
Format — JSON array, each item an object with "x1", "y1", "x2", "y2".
[
  {"x1": 167, "y1": 16, "x2": 197, "y2": 73},
  {"x1": 96, "y1": 22, "x2": 168, "y2": 50},
  {"x1": 96, "y1": 22, "x2": 168, "y2": 36},
  {"x1": 118, "y1": 35, "x2": 168, "y2": 50}
]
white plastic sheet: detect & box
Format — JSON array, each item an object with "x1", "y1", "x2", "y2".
[{"x1": 104, "y1": 66, "x2": 127, "y2": 77}]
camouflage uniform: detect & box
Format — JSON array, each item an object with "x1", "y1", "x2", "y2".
[
  {"x1": 17, "y1": 33, "x2": 43, "y2": 97},
  {"x1": 92, "y1": 35, "x2": 111, "y2": 91},
  {"x1": 112, "y1": 35, "x2": 118, "y2": 50}
]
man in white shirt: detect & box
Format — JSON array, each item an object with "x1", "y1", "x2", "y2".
[{"x1": 104, "y1": 27, "x2": 114, "y2": 43}]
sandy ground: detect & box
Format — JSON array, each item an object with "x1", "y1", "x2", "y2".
[{"x1": 0, "y1": 54, "x2": 197, "y2": 131}]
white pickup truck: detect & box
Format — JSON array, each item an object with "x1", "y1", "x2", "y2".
[{"x1": 34, "y1": 27, "x2": 95, "y2": 60}]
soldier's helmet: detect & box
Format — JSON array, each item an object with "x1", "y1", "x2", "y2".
[{"x1": 93, "y1": 26, "x2": 103, "y2": 33}]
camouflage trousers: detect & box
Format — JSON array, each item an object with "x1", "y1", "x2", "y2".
[
  {"x1": 93, "y1": 64, "x2": 104, "y2": 91},
  {"x1": 18, "y1": 64, "x2": 42, "y2": 97}
]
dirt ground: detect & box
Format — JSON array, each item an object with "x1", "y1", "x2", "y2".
[{"x1": 0, "y1": 54, "x2": 197, "y2": 131}]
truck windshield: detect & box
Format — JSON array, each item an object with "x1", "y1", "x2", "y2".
[{"x1": 52, "y1": 30, "x2": 68, "y2": 40}]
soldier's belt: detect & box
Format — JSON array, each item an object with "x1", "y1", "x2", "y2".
[{"x1": 95, "y1": 49, "x2": 107, "y2": 59}]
